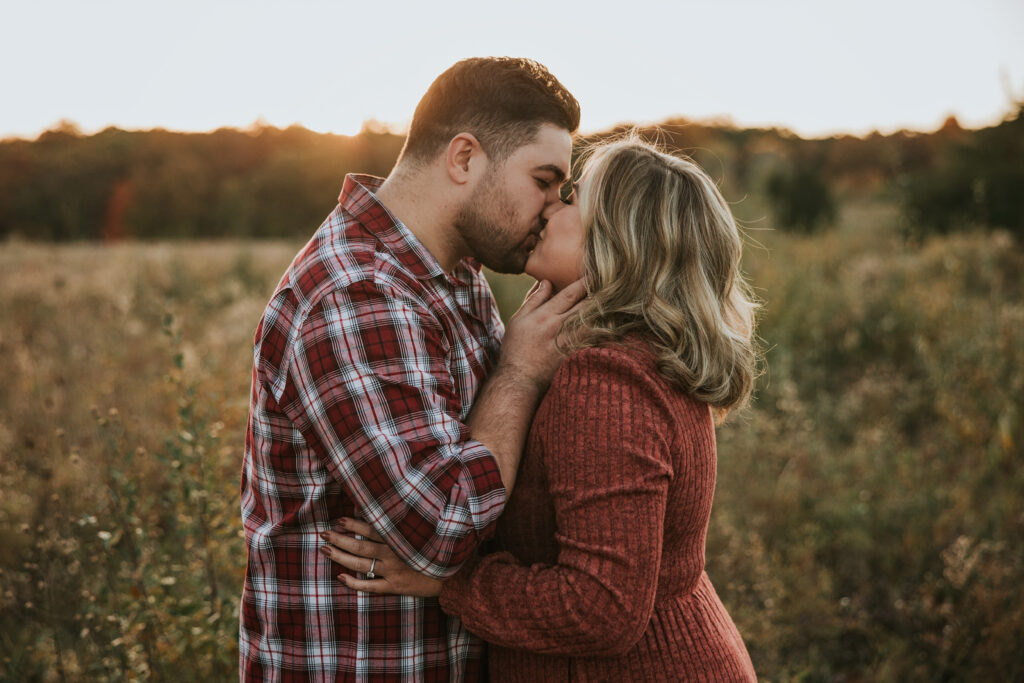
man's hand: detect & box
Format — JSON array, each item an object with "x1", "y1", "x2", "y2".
[{"x1": 499, "y1": 278, "x2": 587, "y2": 392}]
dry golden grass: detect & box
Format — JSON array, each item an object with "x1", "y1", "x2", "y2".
[{"x1": 1, "y1": 217, "x2": 1021, "y2": 680}]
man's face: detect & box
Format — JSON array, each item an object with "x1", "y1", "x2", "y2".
[{"x1": 454, "y1": 123, "x2": 573, "y2": 274}]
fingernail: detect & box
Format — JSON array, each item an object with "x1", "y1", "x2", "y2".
[
  {"x1": 318, "y1": 545, "x2": 330, "y2": 556},
  {"x1": 319, "y1": 531, "x2": 328, "y2": 540}
]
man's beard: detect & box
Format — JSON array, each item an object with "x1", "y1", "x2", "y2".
[{"x1": 453, "y1": 182, "x2": 540, "y2": 275}]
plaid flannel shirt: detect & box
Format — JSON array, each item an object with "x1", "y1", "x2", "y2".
[{"x1": 240, "y1": 174, "x2": 507, "y2": 682}]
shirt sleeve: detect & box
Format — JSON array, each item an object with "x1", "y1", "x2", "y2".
[
  {"x1": 282, "y1": 277, "x2": 506, "y2": 578},
  {"x1": 438, "y1": 347, "x2": 679, "y2": 656}
]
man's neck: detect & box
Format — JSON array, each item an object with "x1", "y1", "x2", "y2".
[{"x1": 375, "y1": 171, "x2": 466, "y2": 273}]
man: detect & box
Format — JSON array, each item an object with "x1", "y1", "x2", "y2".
[{"x1": 240, "y1": 57, "x2": 582, "y2": 681}]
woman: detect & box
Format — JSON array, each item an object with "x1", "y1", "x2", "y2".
[{"x1": 321, "y1": 137, "x2": 760, "y2": 681}]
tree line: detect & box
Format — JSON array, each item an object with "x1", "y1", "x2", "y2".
[{"x1": 1, "y1": 107, "x2": 1021, "y2": 241}]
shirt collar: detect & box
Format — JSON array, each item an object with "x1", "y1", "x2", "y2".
[{"x1": 339, "y1": 173, "x2": 478, "y2": 283}]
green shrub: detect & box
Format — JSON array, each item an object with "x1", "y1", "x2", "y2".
[{"x1": 765, "y1": 157, "x2": 837, "y2": 233}]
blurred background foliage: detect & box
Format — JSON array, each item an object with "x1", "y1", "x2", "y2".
[
  {"x1": 1, "y1": 105, "x2": 1022, "y2": 242},
  {"x1": 1, "y1": 108, "x2": 1022, "y2": 680}
]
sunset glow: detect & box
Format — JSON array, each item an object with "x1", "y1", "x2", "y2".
[{"x1": 2, "y1": 0, "x2": 1023, "y2": 139}]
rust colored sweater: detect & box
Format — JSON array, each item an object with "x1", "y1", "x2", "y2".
[{"x1": 439, "y1": 342, "x2": 757, "y2": 682}]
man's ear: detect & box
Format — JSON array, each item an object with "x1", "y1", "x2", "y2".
[{"x1": 445, "y1": 133, "x2": 488, "y2": 185}]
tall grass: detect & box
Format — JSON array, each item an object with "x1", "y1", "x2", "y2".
[
  {"x1": 0, "y1": 242, "x2": 293, "y2": 679},
  {"x1": 0, "y1": 208, "x2": 1020, "y2": 680},
  {"x1": 711, "y1": 203, "x2": 1023, "y2": 680}
]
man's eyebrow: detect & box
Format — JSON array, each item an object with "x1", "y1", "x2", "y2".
[{"x1": 532, "y1": 164, "x2": 567, "y2": 183}]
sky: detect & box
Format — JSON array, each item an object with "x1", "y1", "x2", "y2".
[{"x1": 2, "y1": 0, "x2": 1023, "y2": 140}]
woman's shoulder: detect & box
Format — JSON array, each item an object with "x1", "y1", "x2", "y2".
[
  {"x1": 561, "y1": 334, "x2": 655, "y2": 369},
  {"x1": 555, "y1": 335, "x2": 664, "y2": 388},
  {"x1": 537, "y1": 338, "x2": 712, "y2": 461},
  {"x1": 555, "y1": 337, "x2": 710, "y2": 418}
]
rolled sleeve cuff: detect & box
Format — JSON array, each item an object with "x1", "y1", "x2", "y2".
[{"x1": 453, "y1": 438, "x2": 507, "y2": 540}]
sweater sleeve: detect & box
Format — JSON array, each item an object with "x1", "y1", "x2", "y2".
[{"x1": 438, "y1": 346, "x2": 680, "y2": 657}]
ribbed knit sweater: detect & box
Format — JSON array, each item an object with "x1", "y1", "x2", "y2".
[{"x1": 438, "y1": 341, "x2": 756, "y2": 682}]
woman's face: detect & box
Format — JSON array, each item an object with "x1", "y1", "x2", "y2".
[{"x1": 525, "y1": 182, "x2": 586, "y2": 291}]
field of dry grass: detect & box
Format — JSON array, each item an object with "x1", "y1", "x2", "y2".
[{"x1": 1, "y1": 210, "x2": 1021, "y2": 680}]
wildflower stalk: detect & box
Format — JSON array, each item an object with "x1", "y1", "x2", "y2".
[{"x1": 99, "y1": 412, "x2": 166, "y2": 680}]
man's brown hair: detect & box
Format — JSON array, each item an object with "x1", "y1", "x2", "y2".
[{"x1": 399, "y1": 57, "x2": 580, "y2": 166}]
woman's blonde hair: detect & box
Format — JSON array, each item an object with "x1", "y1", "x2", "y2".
[{"x1": 562, "y1": 136, "x2": 761, "y2": 418}]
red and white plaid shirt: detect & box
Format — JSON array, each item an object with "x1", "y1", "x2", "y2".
[{"x1": 240, "y1": 174, "x2": 507, "y2": 682}]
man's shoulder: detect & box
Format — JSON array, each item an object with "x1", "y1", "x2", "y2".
[
  {"x1": 254, "y1": 207, "x2": 433, "y2": 396},
  {"x1": 287, "y1": 208, "x2": 375, "y2": 294},
  {"x1": 284, "y1": 206, "x2": 426, "y2": 309}
]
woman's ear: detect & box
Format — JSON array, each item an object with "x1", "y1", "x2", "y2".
[{"x1": 445, "y1": 133, "x2": 488, "y2": 185}]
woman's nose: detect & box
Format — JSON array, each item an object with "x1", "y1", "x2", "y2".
[{"x1": 542, "y1": 201, "x2": 566, "y2": 220}]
